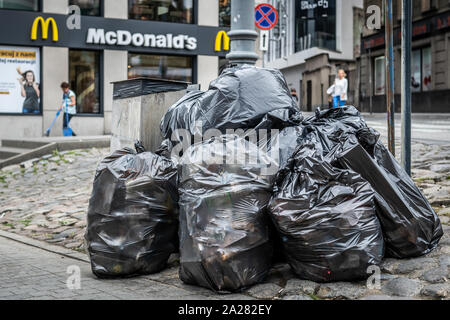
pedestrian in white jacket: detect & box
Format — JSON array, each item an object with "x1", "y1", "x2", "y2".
[{"x1": 332, "y1": 69, "x2": 348, "y2": 108}]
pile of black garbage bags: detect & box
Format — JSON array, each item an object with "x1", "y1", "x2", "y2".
[{"x1": 85, "y1": 65, "x2": 443, "y2": 291}]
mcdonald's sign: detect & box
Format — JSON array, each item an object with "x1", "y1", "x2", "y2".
[
  {"x1": 215, "y1": 30, "x2": 229, "y2": 52},
  {"x1": 31, "y1": 17, "x2": 58, "y2": 42}
]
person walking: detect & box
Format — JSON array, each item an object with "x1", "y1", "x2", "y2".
[
  {"x1": 332, "y1": 69, "x2": 348, "y2": 108},
  {"x1": 17, "y1": 68, "x2": 40, "y2": 114},
  {"x1": 58, "y1": 82, "x2": 77, "y2": 136}
]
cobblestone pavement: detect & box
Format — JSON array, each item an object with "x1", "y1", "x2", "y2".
[{"x1": 0, "y1": 143, "x2": 449, "y2": 300}]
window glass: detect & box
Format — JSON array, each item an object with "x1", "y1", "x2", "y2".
[
  {"x1": 129, "y1": 0, "x2": 194, "y2": 24},
  {"x1": 412, "y1": 49, "x2": 421, "y2": 92},
  {"x1": 69, "y1": 0, "x2": 101, "y2": 16},
  {"x1": 0, "y1": 0, "x2": 38, "y2": 11},
  {"x1": 69, "y1": 50, "x2": 101, "y2": 114},
  {"x1": 128, "y1": 53, "x2": 193, "y2": 83},
  {"x1": 374, "y1": 56, "x2": 385, "y2": 96},
  {"x1": 295, "y1": 0, "x2": 336, "y2": 52},
  {"x1": 219, "y1": 0, "x2": 231, "y2": 27},
  {"x1": 422, "y1": 47, "x2": 432, "y2": 91}
]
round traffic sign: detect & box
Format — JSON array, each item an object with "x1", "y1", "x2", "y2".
[{"x1": 255, "y1": 3, "x2": 278, "y2": 30}]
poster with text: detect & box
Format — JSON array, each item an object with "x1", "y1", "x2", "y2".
[{"x1": 0, "y1": 46, "x2": 41, "y2": 114}]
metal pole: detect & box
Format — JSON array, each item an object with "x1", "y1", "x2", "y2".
[
  {"x1": 385, "y1": 0, "x2": 395, "y2": 156},
  {"x1": 369, "y1": 48, "x2": 373, "y2": 115},
  {"x1": 401, "y1": 0, "x2": 412, "y2": 175},
  {"x1": 226, "y1": 0, "x2": 259, "y2": 65}
]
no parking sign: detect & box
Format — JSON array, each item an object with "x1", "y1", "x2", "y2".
[{"x1": 255, "y1": 3, "x2": 278, "y2": 30}]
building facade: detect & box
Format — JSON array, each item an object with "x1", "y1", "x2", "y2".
[
  {"x1": 359, "y1": 0, "x2": 450, "y2": 113},
  {"x1": 0, "y1": 0, "x2": 231, "y2": 139},
  {"x1": 264, "y1": 0, "x2": 364, "y2": 111}
]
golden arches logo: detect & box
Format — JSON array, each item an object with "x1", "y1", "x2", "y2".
[
  {"x1": 31, "y1": 17, "x2": 59, "y2": 42},
  {"x1": 215, "y1": 30, "x2": 230, "y2": 52}
]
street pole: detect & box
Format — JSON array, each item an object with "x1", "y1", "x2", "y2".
[
  {"x1": 401, "y1": 0, "x2": 412, "y2": 176},
  {"x1": 385, "y1": 0, "x2": 395, "y2": 156},
  {"x1": 369, "y1": 48, "x2": 373, "y2": 115},
  {"x1": 226, "y1": 0, "x2": 259, "y2": 65}
]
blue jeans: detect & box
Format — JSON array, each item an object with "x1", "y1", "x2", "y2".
[
  {"x1": 332, "y1": 96, "x2": 347, "y2": 108},
  {"x1": 22, "y1": 108, "x2": 40, "y2": 114}
]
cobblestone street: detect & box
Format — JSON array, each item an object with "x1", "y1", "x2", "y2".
[{"x1": 0, "y1": 142, "x2": 449, "y2": 300}]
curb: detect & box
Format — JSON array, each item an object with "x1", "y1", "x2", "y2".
[{"x1": 0, "y1": 229, "x2": 90, "y2": 263}]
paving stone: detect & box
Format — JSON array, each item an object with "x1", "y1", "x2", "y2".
[
  {"x1": 282, "y1": 294, "x2": 313, "y2": 300},
  {"x1": 395, "y1": 258, "x2": 437, "y2": 274},
  {"x1": 316, "y1": 282, "x2": 366, "y2": 300},
  {"x1": 421, "y1": 267, "x2": 449, "y2": 283},
  {"x1": 282, "y1": 279, "x2": 319, "y2": 296},
  {"x1": 420, "y1": 283, "x2": 449, "y2": 298},
  {"x1": 359, "y1": 295, "x2": 416, "y2": 300},
  {"x1": 382, "y1": 278, "x2": 422, "y2": 297},
  {"x1": 56, "y1": 228, "x2": 79, "y2": 238},
  {"x1": 380, "y1": 258, "x2": 399, "y2": 274},
  {"x1": 245, "y1": 283, "x2": 283, "y2": 299},
  {"x1": 439, "y1": 255, "x2": 450, "y2": 267}
]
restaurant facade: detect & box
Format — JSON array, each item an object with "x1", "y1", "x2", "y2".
[{"x1": 0, "y1": 0, "x2": 231, "y2": 139}]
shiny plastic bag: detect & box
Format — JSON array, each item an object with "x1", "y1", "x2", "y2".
[
  {"x1": 308, "y1": 107, "x2": 443, "y2": 258},
  {"x1": 178, "y1": 135, "x2": 277, "y2": 292},
  {"x1": 269, "y1": 136, "x2": 385, "y2": 283},
  {"x1": 160, "y1": 65, "x2": 302, "y2": 141},
  {"x1": 85, "y1": 147, "x2": 179, "y2": 278},
  {"x1": 337, "y1": 142, "x2": 443, "y2": 258}
]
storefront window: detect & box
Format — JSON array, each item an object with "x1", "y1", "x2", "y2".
[
  {"x1": 0, "y1": 0, "x2": 38, "y2": 11},
  {"x1": 128, "y1": 53, "x2": 192, "y2": 83},
  {"x1": 129, "y1": 0, "x2": 194, "y2": 24},
  {"x1": 69, "y1": 0, "x2": 101, "y2": 16},
  {"x1": 295, "y1": 0, "x2": 336, "y2": 52},
  {"x1": 374, "y1": 56, "x2": 385, "y2": 96},
  {"x1": 412, "y1": 47, "x2": 432, "y2": 92},
  {"x1": 219, "y1": 0, "x2": 231, "y2": 27},
  {"x1": 69, "y1": 50, "x2": 101, "y2": 114},
  {"x1": 0, "y1": 45, "x2": 41, "y2": 114}
]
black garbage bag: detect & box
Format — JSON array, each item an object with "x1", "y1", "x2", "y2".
[
  {"x1": 85, "y1": 147, "x2": 179, "y2": 278},
  {"x1": 310, "y1": 108, "x2": 443, "y2": 258},
  {"x1": 269, "y1": 136, "x2": 385, "y2": 283},
  {"x1": 160, "y1": 65, "x2": 302, "y2": 141},
  {"x1": 178, "y1": 135, "x2": 277, "y2": 292},
  {"x1": 337, "y1": 141, "x2": 443, "y2": 258}
]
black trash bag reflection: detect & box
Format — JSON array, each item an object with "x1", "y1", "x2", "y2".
[
  {"x1": 85, "y1": 147, "x2": 179, "y2": 278},
  {"x1": 269, "y1": 136, "x2": 385, "y2": 283},
  {"x1": 178, "y1": 135, "x2": 277, "y2": 292}
]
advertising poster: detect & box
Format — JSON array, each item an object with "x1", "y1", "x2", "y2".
[{"x1": 0, "y1": 45, "x2": 40, "y2": 114}]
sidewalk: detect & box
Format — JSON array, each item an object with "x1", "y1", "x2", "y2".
[{"x1": 0, "y1": 231, "x2": 248, "y2": 300}]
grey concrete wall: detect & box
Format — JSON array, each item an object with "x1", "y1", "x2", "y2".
[
  {"x1": 140, "y1": 90, "x2": 186, "y2": 152},
  {"x1": 111, "y1": 96, "x2": 142, "y2": 152},
  {"x1": 111, "y1": 90, "x2": 186, "y2": 152},
  {"x1": 197, "y1": 55, "x2": 218, "y2": 90},
  {"x1": 198, "y1": 0, "x2": 218, "y2": 26},
  {"x1": 0, "y1": 116, "x2": 42, "y2": 141},
  {"x1": 69, "y1": 116, "x2": 104, "y2": 136},
  {"x1": 42, "y1": 46, "x2": 69, "y2": 137},
  {"x1": 197, "y1": 0, "x2": 219, "y2": 87},
  {"x1": 42, "y1": 0, "x2": 68, "y2": 14},
  {"x1": 103, "y1": 50, "x2": 128, "y2": 134},
  {"x1": 104, "y1": 0, "x2": 128, "y2": 19}
]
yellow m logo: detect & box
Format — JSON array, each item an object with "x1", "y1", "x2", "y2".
[
  {"x1": 31, "y1": 17, "x2": 59, "y2": 42},
  {"x1": 215, "y1": 30, "x2": 230, "y2": 52}
]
